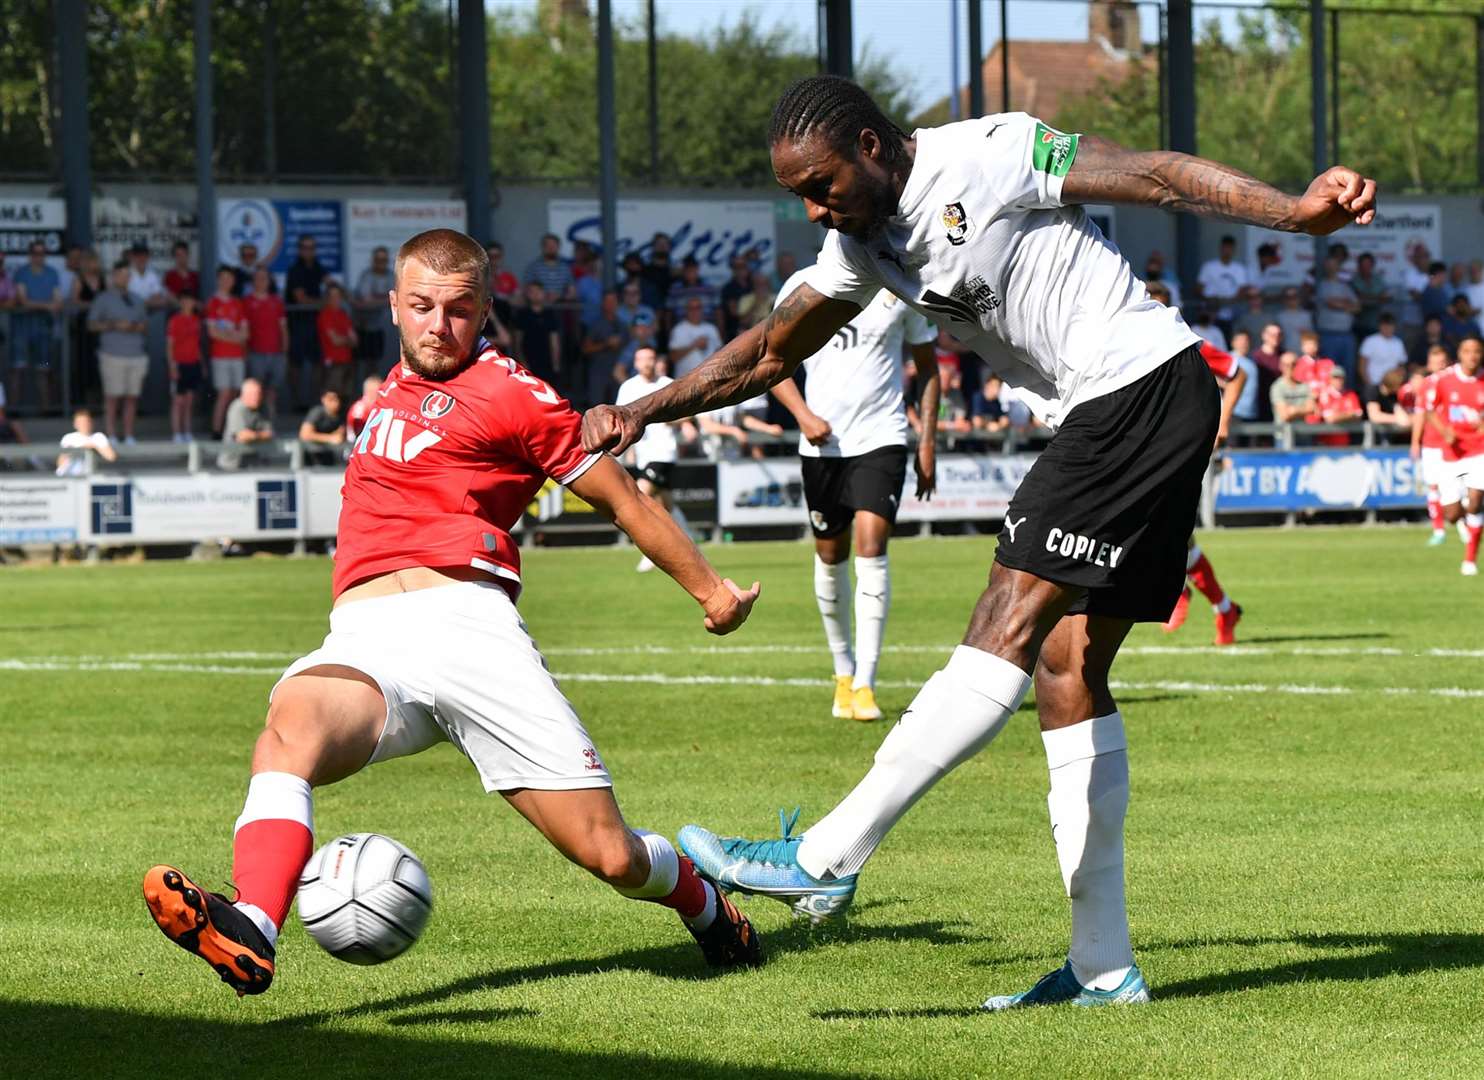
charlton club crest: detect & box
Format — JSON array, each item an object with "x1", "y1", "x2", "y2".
[
  {"x1": 942, "y1": 201, "x2": 972, "y2": 246},
  {"x1": 420, "y1": 390, "x2": 456, "y2": 419}
]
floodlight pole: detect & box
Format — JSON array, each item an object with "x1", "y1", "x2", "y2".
[
  {"x1": 819, "y1": 0, "x2": 852, "y2": 78},
  {"x1": 597, "y1": 0, "x2": 618, "y2": 290},
  {"x1": 57, "y1": 0, "x2": 92, "y2": 249},
  {"x1": 194, "y1": 0, "x2": 216, "y2": 293},
  {"x1": 1310, "y1": 0, "x2": 1328, "y2": 271},
  {"x1": 968, "y1": 0, "x2": 984, "y2": 117},
  {"x1": 1167, "y1": 0, "x2": 1199, "y2": 300},
  {"x1": 457, "y1": 0, "x2": 491, "y2": 245}
]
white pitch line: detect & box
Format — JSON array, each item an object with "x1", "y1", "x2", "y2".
[
  {"x1": 4, "y1": 656, "x2": 1478, "y2": 699},
  {"x1": 8, "y1": 643, "x2": 1482, "y2": 663}
]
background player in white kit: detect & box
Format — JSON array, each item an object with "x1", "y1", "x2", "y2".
[
  {"x1": 584, "y1": 76, "x2": 1376, "y2": 1010},
  {"x1": 616, "y1": 346, "x2": 697, "y2": 572},
  {"x1": 142, "y1": 230, "x2": 762, "y2": 996},
  {"x1": 768, "y1": 276, "x2": 940, "y2": 721}
]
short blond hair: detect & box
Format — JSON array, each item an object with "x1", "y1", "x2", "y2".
[{"x1": 395, "y1": 228, "x2": 489, "y2": 296}]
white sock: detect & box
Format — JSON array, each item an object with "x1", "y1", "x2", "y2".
[
  {"x1": 614, "y1": 829, "x2": 716, "y2": 930},
  {"x1": 233, "y1": 771, "x2": 313, "y2": 835},
  {"x1": 798, "y1": 645, "x2": 1031, "y2": 879},
  {"x1": 814, "y1": 555, "x2": 854, "y2": 678},
  {"x1": 234, "y1": 900, "x2": 279, "y2": 947},
  {"x1": 614, "y1": 829, "x2": 680, "y2": 899},
  {"x1": 1214, "y1": 595, "x2": 1232, "y2": 614},
  {"x1": 1185, "y1": 544, "x2": 1202, "y2": 572},
  {"x1": 852, "y1": 555, "x2": 889, "y2": 691},
  {"x1": 1043, "y1": 713, "x2": 1133, "y2": 992}
]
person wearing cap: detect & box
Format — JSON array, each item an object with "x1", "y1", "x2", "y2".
[{"x1": 617, "y1": 311, "x2": 660, "y2": 376}]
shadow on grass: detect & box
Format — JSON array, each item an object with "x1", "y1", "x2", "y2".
[
  {"x1": 386, "y1": 1006, "x2": 537, "y2": 1026},
  {"x1": 817, "y1": 932, "x2": 1484, "y2": 1019},
  {"x1": 1, "y1": 999, "x2": 853, "y2": 1080},
  {"x1": 1152, "y1": 931, "x2": 1484, "y2": 1000},
  {"x1": 1238, "y1": 631, "x2": 1393, "y2": 645},
  {"x1": 274, "y1": 917, "x2": 983, "y2": 1031}
]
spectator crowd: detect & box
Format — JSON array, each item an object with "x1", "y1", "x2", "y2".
[{"x1": 4, "y1": 225, "x2": 1480, "y2": 473}]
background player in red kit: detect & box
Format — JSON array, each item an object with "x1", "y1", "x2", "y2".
[
  {"x1": 142, "y1": 229, "x2": 763, "y2": 995},
  {"x1": 1147, "y1": 282, "x2": 1245, "y2": 643},
  {"x1": 1414, "y1": 345, "x2": 1461, "y2": 546},
  {"x1": 1426, "y1": 335, "x2": 1484, "y2": 575}
]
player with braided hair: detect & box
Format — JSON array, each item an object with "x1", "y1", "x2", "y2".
[{"x1": 584, "y1": 74, "x2": 1377, "y2": 1010}]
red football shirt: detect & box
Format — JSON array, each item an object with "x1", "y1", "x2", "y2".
[
  {"x1": 318, "y1": 305, "x2": 354, "y2": 366},
  {"x1": 167, "y1": 312, "x2": 202, "y2": 364},
  {"x1": 1419, "y1": 368, "x2": 1451, "y2": 450},
  {"x1": 1433, "y1": 367, "x2": 1484, "y2": 460},
  {"x1": 331, "y1": 341, "x2": 600, "y2": 600},
  {"x1": 204, "y1": 295, "x2": 246, "y2": 359},
  {"x1": 243, "y1": 293, "x2": 286, "y2": 353},
  {"x1": 1200, "y1": 342, "x2": 1239, "y2": 381}
]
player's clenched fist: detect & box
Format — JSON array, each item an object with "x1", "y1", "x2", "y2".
[
  {"x1": 1293, "y1": 166, "x2": 1378, "y2": 234},
  {"x1": 582, "y1": 403, "x2": 646, "y2": 456},
  {"x1": 702, "y1": 578, "x2": 761, "y2": 635}
]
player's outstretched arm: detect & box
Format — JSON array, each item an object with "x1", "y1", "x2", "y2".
[
  {"x1": 582, "y1": 284, "x2": 859, "y2": 456},
  {"x1": 1061, "y1": 135, "x2": 1377, "y2": 235},
  {"x1": 568, "y1": 456, "x2": 759, "y2": 635}
]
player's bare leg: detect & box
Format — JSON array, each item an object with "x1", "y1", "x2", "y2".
[
  {"x1": 503, "y1": 787, "x2": 760, "y2": 967},
  {"x1": 813, "y1": 529, "x2": 856, "y2": 718},
  {"x1": 847, "y1": 510, "x2": 892, "y2": 719},
  {"x1": 143, "y1": 666, "x2": 384, "y2": 994}
]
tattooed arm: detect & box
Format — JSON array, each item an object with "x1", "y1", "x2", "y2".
[
  {"x1": 582, "y1": 283, "x2": 859, "y2": 455},
  {"x1": 1061, "y1": 135, "x2": 1377, "y2": 235}
]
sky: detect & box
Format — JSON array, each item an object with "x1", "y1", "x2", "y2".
[{"x1": 494, "y1": 0, "x2": 1271, "y2": 114}]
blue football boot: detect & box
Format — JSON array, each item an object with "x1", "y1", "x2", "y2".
[
  {"x1": 981, "y1": 961, "x2": 1150, "y2": 1011},
  {"x1": 678, "y1": 809, "x2": 857, "y2": 924}
]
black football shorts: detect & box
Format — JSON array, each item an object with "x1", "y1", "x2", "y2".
[
  {"x1": 801, "y1": 445, "x2": 908, "y2": 538},
  {"x1": 991, "y1": 345, "x2": 1219, "y2": 622}
]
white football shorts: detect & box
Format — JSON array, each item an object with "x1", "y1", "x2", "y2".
[
  {"x1": 272, "y1": 581, "x2": 611, "y2": 792},
  {"x1": 1458, "y1": 453, "x2": 1484, "y2": 494},
  {"x1": 1421, "y1": 446, "x2": 1466, "y2": 504}
]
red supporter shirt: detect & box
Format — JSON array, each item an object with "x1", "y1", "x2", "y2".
[
  {"x1": 346, "y1": 395, "x2": 375, "y2": 441},
  {"x1": 1200, "y1": 341, "x2": 1239, "y2": 381},
  {"x1": 1433, "y1": 367, "x2": 1484, "y2": 460},
  {"x1": 318, "y1": 305, "x2": 354, "y2": 366},
  {"x1": 1293, "y1": 354, "x2": 1334, "y2": 390},
  {"x1": 243, "y1": 293, "x2": 286, "y2": 354},
  {"x1": 205, "y1": 295, "x2": 247, "y2": 359},
  {"x1": 331, "y1": 340, "x2": 600, "y2": 600},
  {"x1": 1419, "y1": 368, "x2": 1451, "y2": 450},
  {"x1": 167, "y1": 312, "x2": 202, "y2": 364},
  {"x1": 492, "y1": 270, "x2": 520, "y2": 300},
  {"x1": 164, "y1": 269, "x2": 199, "y2": 299}
]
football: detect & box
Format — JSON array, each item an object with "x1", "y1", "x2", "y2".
[{"x1": 297, "y1": 833, "x2": 433, "y2": 964}]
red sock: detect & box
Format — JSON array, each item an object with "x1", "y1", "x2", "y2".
[
  {"x1": 1187, "y1": 553, "x2": 1225, "y2": 606},
  {"x1": 1467, "y1": 522, "x2": 1482, "y2": 564},
  {"x1": 650, "y1": 856, "x2": 711, "y2": 920},
  {"x1": 233, "y1": 818, "x2": 313, "y2": 928},
  {"x1": 1428, "y1": 489, "x2": 1444, "y2": 531}
]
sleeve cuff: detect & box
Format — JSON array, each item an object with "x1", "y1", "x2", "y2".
[{"x1": 554, "y1": 452, "x2": 602, "y2": 486}]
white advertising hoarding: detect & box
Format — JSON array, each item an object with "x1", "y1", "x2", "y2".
[
  {"x1": 86, "y1": 474, "x2": 302, "y2": 543},
  {"x1": 715, "y1": 453, "x2": 1036, "y2": 528},
  {"x1": 0, "y1": 197, "x2": 67, "y2": 258},
  {"x1": 0, "y1": 477, "x2": 83, "y2": 543},
  {"x1": 547, "y1": 199, "x2": 776, "y2": 286},
  {"x1": 345, "y1": 200, "x2": 467, "y2": 286},
  {"x1": 1246, "y1": 203, "x2": 1441, "y2": 290}
]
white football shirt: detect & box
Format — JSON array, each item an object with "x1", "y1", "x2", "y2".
[
  {"x1": 616, "y1": 373, "x2": 678, "y2": 467},
  {"x1": 802, "y1": 113, "x2": 1199, "y2": 428},
  {"x1": 777, "y1": 269, "x2": 936, "y2": 457}
]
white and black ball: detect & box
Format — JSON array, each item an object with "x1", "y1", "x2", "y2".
[{"x1": 297, "y1": 833, "x2": 432, "y2": 964}]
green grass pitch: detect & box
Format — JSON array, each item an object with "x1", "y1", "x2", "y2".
[{"x1": 2, "y1": 528, "x2": 1482, "y2": 1078}]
